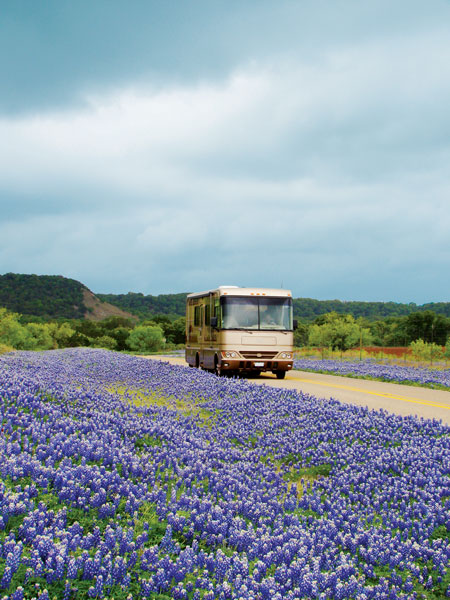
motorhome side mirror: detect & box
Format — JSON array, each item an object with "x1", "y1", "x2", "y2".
[
  {"x1": 210, "y1": 316, "x2": 218, "y2": 328},
  {"x1": 293, "y1": 319, "x2": 298, "y2": 330}
]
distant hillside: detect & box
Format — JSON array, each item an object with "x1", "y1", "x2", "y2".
[
  {"x1": 97, "y1": 291, "x2": 188, "y2": 318},
  {"x1": 0, "y1": 273, "x2": 133, "y2": 321},
  {"x1": 98, "y1": 290, "x2": 450, "y2": 321},
  {"x1": 2, "y1": 273, "x2": 449, "y2": 322},
  {"x1": 292, "y1": 298, "x2": 450, "y2": 321}
]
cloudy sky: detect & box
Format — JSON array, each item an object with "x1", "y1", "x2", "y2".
[{"x1": 1, "y1": 1, "x2": 449, "y2": 302}]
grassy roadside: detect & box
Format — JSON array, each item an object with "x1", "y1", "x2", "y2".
[{"x1": 292, "y1": 367, "x2": 450, "y2": 392}]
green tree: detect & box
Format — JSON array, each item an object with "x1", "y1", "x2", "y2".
[
  {"x1": 405, "y1": 311, "x2": 449, "y2": 345},
  {"x1": 368, "y1": 317, "x2": 407, "y2": 347},
  {"x1": 0, "y1": 307, "x2": 31, "y2": 349},
  {"x1": 98, "y1": 316, "x2": 135, "y2": 331},
  {"x1": 149, "y1": 315, "x2": 172, "y2": 327},
  {"x1": 66, "y1": 331, "x2": 91, "y2": 347},
  {"x1": 24, "y1": 323, "x2": 54, "y2": 350},
  {"x1": 445, "y1": 338, "x2": 450, "y2": 365},
  {"x1": 164, "y1": 317, "x2": 186, "y2": 345},
  {"x1": 127, "y1": 325, "x2": 165, "y2": 353},
  {"x1": 108, "y1": 326, "x2": 132, "y2": 351},
  {"x1": 308, "y1": 312, "x2": 372, "y2": 354},
  {"x1": 410, "y1": 339, "x2": 444, "y2": 365},
  {"x1": 47, "y1": 322, "x2": 76, "y2": 348},
  {"x1": 92, "y1": 335, "x2": 117, "y2": 350},
  {"x1": 383, "y1": 317, "x2": 409, "y2": 347},
  {"x1": 75, "y1": 320, "x2": 103, "y2": 339},
  {"x1": 293, "y1": 321, "x2": 309, "y2": 347}
]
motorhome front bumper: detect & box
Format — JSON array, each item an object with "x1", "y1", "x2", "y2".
[{"x1": 220, "y1": 359, "x2": 293, "y2": 372}]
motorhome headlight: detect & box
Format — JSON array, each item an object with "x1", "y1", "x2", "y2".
[
  {"x1": 223, "y1": 351, "x2": 237, "y2": 358},
  {"x1": 280, "y1": 352, "x2": 292, "y2": 359}
]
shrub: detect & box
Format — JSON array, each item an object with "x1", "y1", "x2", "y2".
[
  {"x1": 92, "y1": 335, "x2": 118, "y2": 350},
  {"x1": 47, "y1": 322, "x2": 76, "y2": 348},
  {"x1": 0, "y1": 307, "x2": 30, "y2": 349},
  {"x1": 445, "y1": 337, "x2": 450, "y2": 359},
  {"x1": 127, "y1": 325, "x2": 165, "y2": 352},
  {"x1": 308, "y1": 313, "x2": 372, "y2": 354},
  {"x1": 24, "y1": 322, "x2": 54, "y2": 350},
  {"x1": 409, "y1": 339, "x2": 443, "y2": 363},
  {"x1": 0, "y1": 342, "x2": 14, "y2": 354}
]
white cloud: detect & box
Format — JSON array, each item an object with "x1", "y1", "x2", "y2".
[
  {"x1": 1, "y1": 26, "x2": 449, "y2": 191},
  {"x1": 0, "y1": 22, "x2": 449, "y2": 301}
]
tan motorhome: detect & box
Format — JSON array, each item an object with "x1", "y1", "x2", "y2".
[{"x1": 185, "y1": 286, "x2": 296, "y2": 378}]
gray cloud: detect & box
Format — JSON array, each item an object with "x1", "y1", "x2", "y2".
[
  {"x1": 0, "y1": 1, "x2": 449, "y2": 302},
  {"x1": 1, "y1": 0, "x2": 446, "y2": 113}
]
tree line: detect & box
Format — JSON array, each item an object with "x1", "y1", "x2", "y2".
[
  {"x1": 2, "y1": 273, "x2": 450, "y2": 323},
  {"x1": 1, "y1": 306, "x2": 450, "y2": 356},
  {"x1": 96, "y1": 291, "x2": 187, "y2": 319},
  {"x1": 101, "y1": 292, "x2": 450, "y2": 321},
  {"x1": 292, "y1": 298, "x2": 450, "y2": 321},
  {"x1": 294, "y1": 310, "x2": 450, "y2": 353},
  {"x1": 0, "y1": 309, "x2": 185, "y2": 354}
]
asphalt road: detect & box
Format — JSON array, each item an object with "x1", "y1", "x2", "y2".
[{"x1": 144, "y1": 355, "x2": 450, "y2": 425}]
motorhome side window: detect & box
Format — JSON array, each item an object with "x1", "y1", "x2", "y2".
[
  {"x1": 205, "y1": 304, "x2": 211, "y2": 326},
  {"x1": 214, "y1": 300, "x2": 221, "y2": 328},
  {"x1": 194, "y1": 306, "x2": 202, "y2": 327}
]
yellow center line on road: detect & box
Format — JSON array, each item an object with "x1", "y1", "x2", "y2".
[
  {"x1": 152, "y1": 357, "x2": 450, "y2": 412},
  {"x1": 282, "y1": 375, "x2": 450, "y2": 411}
]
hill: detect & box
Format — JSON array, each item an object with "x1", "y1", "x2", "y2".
[
  {"x1": 292, "y1": 298, "x2": 450, "y2": 321},
  {"x1": 0, "y1": 273, "x2": 133, "y2": 321},
  {"x1": 2, "y1": 273, "x2": 449, "y2": 322},
  {"x1": 96, "y1": 291, "x2": 187, "y2": 319}
]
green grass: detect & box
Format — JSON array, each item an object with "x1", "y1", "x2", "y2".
[
  {"x1": 135, "y1": 433, "x2": 163, "y2": 450},
  {"x1": 108, "y1": 384, "x2": 217, "y2": 429},
  {"x1": 259, "y1": 450, "x2": 333, "y2": 500}
]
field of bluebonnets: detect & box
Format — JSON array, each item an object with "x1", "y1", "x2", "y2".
[
  {"x1": 293, "y1": 359, "x2": 450, "y2": 390},
  {"x1": 0, "y1": 348, "x2": 449, "y2": 600}
]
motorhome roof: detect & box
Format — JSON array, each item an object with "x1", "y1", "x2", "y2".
[{"x1": 187, "y1": 287, "x2": 292, "y2": 299}]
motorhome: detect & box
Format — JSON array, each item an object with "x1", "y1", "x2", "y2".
[{"x1": 185, "y1": 286, "x2": 296, "y2": 378}]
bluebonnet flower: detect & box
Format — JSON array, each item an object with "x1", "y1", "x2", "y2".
[
  {"x1": 159, "y1": 524, "x2": 177, "y2": 554},
  {"x1": 62, "y1": 580, "x2": 72, "y2": 600},
  {"x1": 88, "y1": 574, "x2": 104, "y2": 597},
  {"x1": 0, "y1": 347, "x2": 449, "y2": 599},
  {"x1": 293, "y1": 357, "x2": 450, "y2": 388},
  {"x1": 11, "y1": 586, "x2": 24, "y2": 600},
  {"x1": 0, "y1": 566, "x2": 13, "y2": 589}
]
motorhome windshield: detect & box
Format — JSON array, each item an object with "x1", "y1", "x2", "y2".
[{"x1": 221, "y1": 297, "x2": 293, "y2": 331}]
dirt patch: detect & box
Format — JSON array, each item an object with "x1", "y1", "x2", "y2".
[{"x1": 83, "y1": 288, "x2": 136, "y2": 321}]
